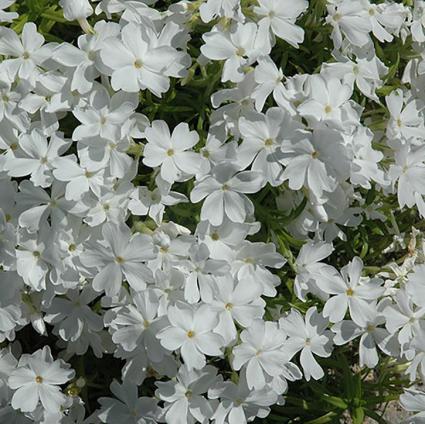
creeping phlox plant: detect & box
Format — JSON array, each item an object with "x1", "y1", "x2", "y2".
[{"x1": 1, "y1": 0, "x2": 425, "y2": 423}]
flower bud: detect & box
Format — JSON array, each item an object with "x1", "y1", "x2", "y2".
[
  {"x1": 59, "y1": 0, "x2": 93, "y2": 21},
  {"x1": 59, "y1": 0, "x2": 94, "y2": 34}
]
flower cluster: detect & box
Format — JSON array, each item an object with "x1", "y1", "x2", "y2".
[{"x1": 1, "y1": 0, "x2": 425, "y2": 422}]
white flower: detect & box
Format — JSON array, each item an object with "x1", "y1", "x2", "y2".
[
  {"x1": 278, "y1": 129, "x2": 342, "y2": 200},
  {"x1": 199, "y1": 0, "x2": 240, "y2": 23},
  {"x1": 0, "y1": 209, "x2": 16, "y2": 270},
  {"x1": 232, "y1": 241, "x2": 286, "y2": 297},
  {"x1": 280, "y1": 307, "x2": 333, "y2": 381},
  {"x1": 16, "y1": 225, "x2": 58, "y2": 291},
  {"x1": 237, "y1": 107, "x2": 301, "y2": 186},
  {"x1": 157, "y1": 303, "x2": 224, "y2": 370},
  {"x1": 59, "y1": 0, "x2": 93, "y2": 21},
  {"x1": 252, "y1": 55, "x2": 284, "y2": 112},
  {"x1": 209, "y1": 371, "x2": 278, "y2": 424},
  {"x1": 98, "y1": 380, "x2": 160, "y2": 424},
  {"x1": 0, "y1": 23, "x2": 53, "y2": 85},
  {"x1": 5, "y1": 130, "x2": 70, "y2": 188},
  {"x1": 190, "y1": 163, "x2": 264, "y2": 226},
  {"x1": 181, "y1": 243, "x2": 229, "y2": 304},
  {"x1": 72, "y1": 87, "x2": 138, "y2": 141},
  {"x1": 100, "y1": 22, "x2": 188, "y2": 96},
  {"x1": 321, "y1": 56, "x2": 388, "y2": 102},
  {"x1": 298, "y1": 75, "x2": 353, "y2": 124},
  {"x1": 388, "y1": 145, "x2": 425, "y2": 218},
  {"x1": 400, "y1": 388, "x2": 425, "y2": 422},
  {"x1": 386, "y1": 89, "x2": 425, "y2": 143},
  {"x1": 326, "y1": 0, "x2": 371, "y2": 49},
  {"x1": 0, "y1": 0, "x2": 17, "y2": 22},
  {"x1": 8, "y1": 346, "x2": 74, "y2": 413},
  {"x1": 350, "y1": 127, "x2": 387, "y2": 189},
  {"x1": 44, "y1": 286, "x2": 103, "y2": 342},
  {"x1": 294, "y1": 241, "x2": 335, "y2": 301},
  {"x1": 53, "y1": 21, "x2": 120, "y2": 94},
  {"x1": 129, "y1": 177, "x2": 187, "y2": 225},
  {"x1": 208, "y1": 274, "x2": 265, "y2": 345},
  {"x1": 407, "y1": 264, "x2": 425, "y2": 307},
  {"x1": 332, "y1": 306, "x2": 392, "y2": 369},
  {"x1": 82, "y1": 222, "x2": 155, "y2": 296},
  {"x1": 201, "y1": 22, "x2": 270, "y2": 83},
  {"x1": 406, "y1": 330, "x2": 425, "y2": 381},
  {"x1": 156, "y1": 365, "x2": 219, "y2": 424},
  {"x1": 16, "y1": 180, "x2": 74, "y2": 233},
  {"x1": 108, "y1": 289, "x2": 167, "y2": 363},
  {"x1": 254, "y1": 0, "x2": 308, "y2": 48},
  {"x1": 143, "y1": 120, "x2": 200, "y2": 184},
  {"x1": 232, "y1": 320, "x2": 289, "y2": 389},
  {"x1": 412, "y1": 1, "x2": 425, "y2": 42},
  {"x1": 365, "y1": 3, "x2": 394, "y2": 43},
  {"x1": 320, "y1": 257, "x2": 384, "y2": 325},
  {"x1": 383, "y1": 288, "x2": 425, "y2": 354}
]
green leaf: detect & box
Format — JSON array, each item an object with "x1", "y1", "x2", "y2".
[
  {"x1": 304, "y1": 411, "x2": 339, "y2": 424},
  {"x1": 376, "y1": 85, "x2": 399, "y2": 96},
  {"x1": 385, "y1": 52, "x2": 400, "y2": 82},
  {"x1": 352, "y1": 407, "x2": 365, "y2": 424},
  {"x1": 321, "y1": 394, "x2": 348, "y2": 409}
]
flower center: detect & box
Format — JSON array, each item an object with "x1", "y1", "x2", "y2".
[
  {"x1": 166, "y1": 148, "x2": 175, "y2": 157},
  {"x1": 346, "y1": 288, "x2": 354, "y2": 296},
  {"x1": 35, "y1": 375, "x2": 43, "y2": 384},
  {"x1": 235, "y1": 47, "x2": 246, "y2": 57},
  {"x1": 264, "y1": 138, "x2": 273, "y2": 147},
  {"x1": 225, "y1": 303, "x2": 233, "y2": 311},
  {"x1": 115, "y1": 256, "x2": 125, "y2": 264},
  {"x1": 67, "y1": 387, "x2": 79, "y2": 397},
  {"x1": 87, "y1": 50, "x2": 96, "y2": 61},
  {"x1": 211, "y1": 232, "x2": 220, "y2": 241},
  {"x1": 134, "y1": 59, "x2": 143, "y2": 69},
  {"x1": 187, "y1": 330, "x2": 195, "y2": 338},
  {"x1": 68, "y1": 243, "x2": 77, "y2": 252},
  {"x1": 22, "y1": 51, "x2": 30, "y2": 60},
  {"x1": 324, "y1": 104, "x2": 332, "y2": 114}
]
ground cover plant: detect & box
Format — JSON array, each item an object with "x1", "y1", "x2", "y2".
[{"x1": 0, "y1": 0, "x2": 425, "y2": 422}]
